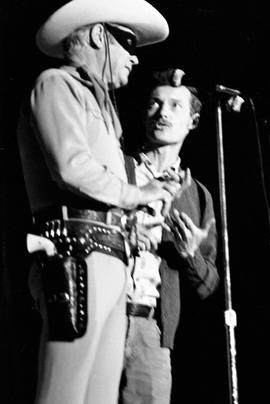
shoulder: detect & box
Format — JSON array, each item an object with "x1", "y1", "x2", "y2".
[
  {"x1": 35, "y1": 68, "x2": 66, "y2": 80},
  {"x1": 34, "y1": 68, "x2": 79, "y2": 88},
  {"x1": 31, "y1": 68, "x2": 93, "y2": 106}
]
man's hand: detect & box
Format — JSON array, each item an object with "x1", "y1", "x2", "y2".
[
  {"x1": 166, "y1": 209, "x2": 215, "y2": 258},
  {"x1": 138, "y1": 179, "x2": 180, "y2": 216},
  {"x1": 138, "y1": 168, "x2": 191, "y2": 217}
]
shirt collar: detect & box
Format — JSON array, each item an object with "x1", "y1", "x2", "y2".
[{"x1": 139, "y1": 152, "x2": 181, "y2": 179}]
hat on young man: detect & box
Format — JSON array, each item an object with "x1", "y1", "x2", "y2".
[{"x1": 36, "y1": 0, "x2": 169, "y2": 58}]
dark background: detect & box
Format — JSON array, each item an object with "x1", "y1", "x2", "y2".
[{"x1": 1, "y1": 1, "x2": 270, "y2": 403}]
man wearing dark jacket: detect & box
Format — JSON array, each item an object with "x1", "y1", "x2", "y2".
[{"x1": 120, "y1": 68, "x2": 219, "y2": 404}]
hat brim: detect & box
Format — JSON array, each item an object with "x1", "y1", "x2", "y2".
[{"x1": 36, "y1": 0, "x2": 169, "y2": 58}]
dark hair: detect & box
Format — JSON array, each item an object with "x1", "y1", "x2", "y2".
[{"x1": 150, "y1": 68, "x2": 202, "y2": 115}]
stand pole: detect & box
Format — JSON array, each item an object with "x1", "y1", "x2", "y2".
[{"x1": 215, "y1": 98, "x2": 239, "y2": 404}]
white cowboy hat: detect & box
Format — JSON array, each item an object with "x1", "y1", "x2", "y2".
[{"x1": 36, "y1": 0, "x2": 169, "y2": 58}]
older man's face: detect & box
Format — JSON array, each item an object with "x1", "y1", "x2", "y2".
[
  {"x1": 106, "y1": 25, "x2": 139, "y2": 89},
  {"x1": 145, "y1": 85, "x2": 194, "y2": 147}
]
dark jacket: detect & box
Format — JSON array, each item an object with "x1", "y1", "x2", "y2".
[
  {"x1": 159, "y1": 178, "x2": 219, "y2": 349},
  {"x1": 124, "y1": 155, "x2": 219, "y2": 350}
]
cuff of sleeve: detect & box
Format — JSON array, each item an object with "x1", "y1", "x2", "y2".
[
  {"x1": 120, "y1": 183, "x2": 142, "y2": 210},
  {"x1": 183, "y1": 249, "x2": 204, "y2": 270}
]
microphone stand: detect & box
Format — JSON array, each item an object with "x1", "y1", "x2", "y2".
[{"x1": 215, "y1": 96, "x2": 239, "y2": 404}]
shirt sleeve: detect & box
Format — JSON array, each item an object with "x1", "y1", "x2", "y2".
[{"x1": 30, "y1": 70, "x2": 141, "y2": 209}]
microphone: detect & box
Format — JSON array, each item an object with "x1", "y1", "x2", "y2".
[
  {"x1": 216, "y1": 84, "x2": 245, "y2": 112},
  {"x1": 216, "y1": 84, "x2": 241, "y2": 96}
]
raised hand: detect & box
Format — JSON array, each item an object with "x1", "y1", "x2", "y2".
[{"x1": 166, "y1": 209, "x2": 215, "y2": 258}]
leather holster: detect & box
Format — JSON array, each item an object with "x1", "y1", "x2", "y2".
[{"x1": 41, "y1": 254, "x2": 88, "y2": 342}]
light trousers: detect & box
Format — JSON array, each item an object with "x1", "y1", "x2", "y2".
[
  {"x1": 30, "y1": 251, "x2": 127, "y2": 404},
  {"x1": 120, "y1": 316, "x2": 172, "y2": 404}
]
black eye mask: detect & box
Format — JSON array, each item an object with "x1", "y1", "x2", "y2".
[{"x1": 105, "y1": 23, "x2": 137, "y2": 55}]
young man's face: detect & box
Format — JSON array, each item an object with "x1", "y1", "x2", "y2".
[{"x1": 145, "y1": 85, "x2": 195, "y2": 147}]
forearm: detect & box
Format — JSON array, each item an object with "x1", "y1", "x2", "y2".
[
  {"x1": 49, "y1": 149, "x2": 142, "y2": 209},
  {"x1": 182, "y1": 249, "x2": 219, "y2": 299}
]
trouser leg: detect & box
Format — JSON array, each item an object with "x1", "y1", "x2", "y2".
[
  {"x1": 120, "y1": 317, "x2": 172, "y2": 404},
  {"x1": 31, "y1": 252, "x2": 127, "y2": 404},
  {"x1": 85, "y1": 288, "x2": 127, "y2": 404}
]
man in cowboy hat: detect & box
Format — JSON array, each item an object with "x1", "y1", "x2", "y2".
[{"x1": 17, "y1": 1, "x2": 180, "y2": 404}]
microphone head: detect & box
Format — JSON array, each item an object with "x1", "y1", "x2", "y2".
[{"x1": 225, "y1": 95, "x2": 245, "y2": 113}]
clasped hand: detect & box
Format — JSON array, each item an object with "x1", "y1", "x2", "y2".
[{"x1": 139, "y1": 167, "x2": 191, "y2": 217}]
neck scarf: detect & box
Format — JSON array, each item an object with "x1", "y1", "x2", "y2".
[{"x1": 77, "y1": 66, "x2": 122, "y2": 139}]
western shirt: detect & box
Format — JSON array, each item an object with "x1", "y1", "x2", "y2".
[
  {"x1": 127, "y1": 154, "x2": 181, "y2": 307},
  {"x1": 17, "y1": 65, "x2": 141, "y2": 214}
]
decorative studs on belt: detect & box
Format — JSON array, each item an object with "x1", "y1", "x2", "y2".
[{"x1": 41, "y1": 220, "x2": 113, "y2": 257}]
